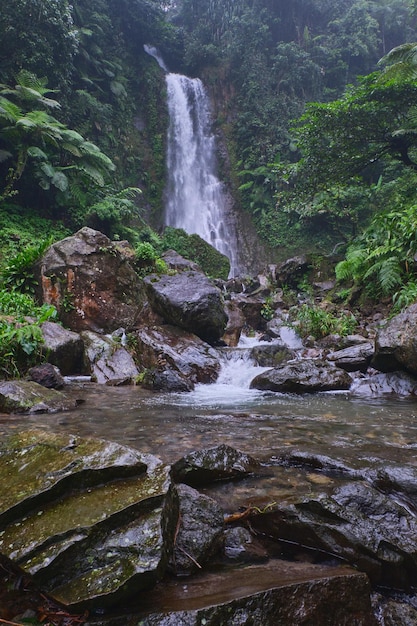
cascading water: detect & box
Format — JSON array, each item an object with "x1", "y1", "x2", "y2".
[{"x1": 144, "y1": 45, "x2": 240, "y2": 276}]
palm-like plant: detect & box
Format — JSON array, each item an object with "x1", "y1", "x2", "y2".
[{"x1": 0, "y1": 71, "x2": 115, "y2": 202}]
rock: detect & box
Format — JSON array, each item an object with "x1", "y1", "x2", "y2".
[
  {"x1": 169, "y1": 484, "x2": 224, "y2": 576},
  {"x1": 372, "y1": 303, "x2": 417, "y2": 375},
  {"x1": 326, "y1": 342, "x2": 374, "y2": 372},
  {"x1": 248, "y1": 481, "x2": 417, "y2": 590},
  {"x1": 222, "y1": 300, "x2": 245, "y2": 347},
  {"x1": 250, "y1": 359, "x2": 352, "y2": 393},
  {"x1": 273, "y1": 255, "x2": 311, "y2": 288},
  {"x1": 141, "y1": 369, "x2": 194, "y2": 392},
  {"x1": 28, "y1": 363, "x2": 65, "y2": 389},
  {"x1": 81, "y1": 331, "x2": 140, "y2": 385},
  {"x1": 161, "y1": 249, "x2": 201, "y2": 272},
  {"x1": 0, "y1": 430, "x2": 179, "y2": 612},
  {"x1": 373, "y1": 596, "x2": 417, "y2": 625},
  {"x1": 250, "y1": 343, "x2": 294, "y2": 367},
  {"x1": 41, "y1": 321, "x2": 84, "y2": 375},
  {"x1": 224, "y1": 526, "x2": 269, "y2": 563},
  {"x1": 230, "y1": 294, "x2": 265, "y2": 332},
  {"x1": 117, "y1": 561, "x2": 375, "y2": 626},
  {"x1": 350, "y1": 371, "x2": 417, "y2": 398},
  {"x1": 143, "y1": 271, "x2": 227, "y2": 344},
  {"x1": 134, "y1": 325, "x2": 221, "y2": 385},
  {"x1": 171, "y1": 445, "x2": 260, "y2": 487},
  {"x1": 36, "y1": 227, "x2": 146, "y2": 333},
  {"x1": 0, "y1": 380, "x2": 79, "y2": 414}
]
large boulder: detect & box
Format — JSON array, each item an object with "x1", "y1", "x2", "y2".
[
  {"x1": 81, "y1": 330, "x2": 140, "y2": 385},
  {"x1": 250, "y1": 359, "x2": 352, "y2": 393},
  {"x1": 327, "y1": 342, "x2": 374, "y2": 372},
  {"x1": 372, "y1": 303, "x2": 417, "y2": 375},
  {"x1": 0, "y1": 430, "x2": 178, "y2": 612},
  {"x1": 41, "y1": 321, "x2": 84, "y2": 375},
  {"x1": 134, "y1": 325, "x2": 221, "y2": 387},
  {"x1": 143, "y1": 271, "x2": 227, "y2": 344},
  {"x1": 36, "y1": 227, "x2": 146, "y2": 333},
  {"x1": 0, "y1": 380, "x2": 80, "y2": 414}
]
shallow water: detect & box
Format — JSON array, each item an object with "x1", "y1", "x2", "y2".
[{"x1": 2, "y1": 336, "x2": 417, "y2": 512}]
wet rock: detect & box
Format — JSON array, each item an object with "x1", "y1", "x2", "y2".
[
  {"x1": 273, "y1": 255, "x2": 311, "y2": 288},
  {"x1": 249, "y1": 481, "x2": 417, "y2": 590},
  {"x1": 224, "y1": 526, "x2": 269, "y2": 563},
  {"x1": 119, "y1": 562, "x2": 375, "y2": 626},
  {"x1": 222, "y1": 300, "x2": 245, "y2": 347},
  {"x1": 250, "y1": 343, "x2": 294, "y2": 367},
  {"x1": 169, "y1": 484, "x2": 224, "y2": 576},
  {"x1": 231, "y1": 294, "x2": 265, "y2": 332},
  {"x1": 0, "y1": 430, "x2": 178, "y2": 612},
  {"x1": 161, "y1": 249, "x2": 200, "y2": 272},
  {"x1": 143, "y1": 271, "x2": 227, "y2": 344},
  {"x1": 250, "y1": 359, "x2": 352, "y2": 393},
  {"x1": 0, "y1": 380, "x2": 79, "y2": 414},
  {"x1": 326, "y1": 342, "x2": 374, "y2": 372},
  {"x1": 372, "y1": 303, "x2": 417, "y2": 375},
  {"x1": 81, "y1": 330, "x2": 140, "y2": 385},
  {"x1": 134, "y1": 325, "x2": 220, "y2": 385},
  {"x1": 41, "y1": 321, "x2": 84, "y2": 375},
  {"x1": 171, "y1": 445, "x2": 260, "y2": 487},
  {"x1": 141, "y1": 369, "x2": 194, "y2": 392},
  {"x1": 36, "y1": 227, "x2": 146, "y2": 333},
  {"x1": 28, "y1": 363, "x2": 65, "y2": 390},
  {"x1": 373, "y1": 595, "x2": 417, "y2": 625},
  {"x1": 350, "y1": 371, "x2": 417, "y2": 398}
]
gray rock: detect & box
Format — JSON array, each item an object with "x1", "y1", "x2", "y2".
[
  {"x1": 224, "y1": 526, "x2": 268, "y2": 563},
  {"x1": 350, "y1": 371, "x2": 417, "y2": 398},
  {"x1": 372, "y1": 303, "x2": 417, "y2": 375},
  {"x1": 28, "y1": 363, "x2": 65, "y2": 389},
  {"x1": 41, "y1": 321, "x2": 84, "y2": 375},
  {"x1": 250, "y1": 359, "x2": 352, "y2": 393},
  {"x1": 141, "y1": 369, "x2": 194, "y2": 392},
  {"x1": 0, "y1": 380, "x2": 79, "y2": 414},
  {"x1": 134, "y1": 325, "x2": 220, "y2": 385},
  {"x1": 250, "y1": 343, "x2": 294, "y2": 367},
  {"x1": 327, "y1": 342, "x2": 374, "y2": 372},
  {"x1": 169, "y1": 484, "x2": 224, "y2": 576},
  {"x1": 171, "y1": 445, "x2": 260, "y2": 487},
  {"x1": 81, "y1": 331, "x2": 140, "y2": 385},
  {"x1": 143, "y1": 271, "x2": 227, "y2": 345}
]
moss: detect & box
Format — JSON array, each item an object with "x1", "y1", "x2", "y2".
[{"x1": 162, "y1": 227, "x2": 230, "y2": 279}]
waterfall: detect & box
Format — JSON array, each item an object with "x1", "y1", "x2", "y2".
[{"x1": 144, "y1": 45, "x2": 240, "y2": 277}]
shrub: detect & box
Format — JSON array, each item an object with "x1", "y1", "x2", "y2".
[{"x1": 293, "y1": 304, "x2": 357, "y2": 339}]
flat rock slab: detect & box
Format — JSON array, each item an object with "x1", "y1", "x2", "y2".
[
  {"x1": 86, "y1": 561, "x2": 375, "y2": 625},
  {"x1": 0, "y1": 380, "x2": 80, "y2": 414},
  {"x1": 0, "y1": 430, "x2": 177, "y2": 612}
]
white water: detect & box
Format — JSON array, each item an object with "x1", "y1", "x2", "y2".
[{"x1": 145, "y1": 45, "x2": 240, "y2": 277}]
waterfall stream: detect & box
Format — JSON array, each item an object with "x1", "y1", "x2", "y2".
[{"x1": 144, "y1": 45, "x2": 240, "y2": 276}]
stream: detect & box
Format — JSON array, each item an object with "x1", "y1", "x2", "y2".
[{"x1": 1, "y1": 336, "x2": 417, "y2": 514}]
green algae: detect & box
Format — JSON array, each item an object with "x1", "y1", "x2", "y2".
[{"x1": 0, "y1": 430, "x2": 150, "y2": 526}]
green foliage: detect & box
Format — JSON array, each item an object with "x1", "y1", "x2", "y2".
[
  {"x1": 335, "y1": 199, "x2": 417, "y2": 299},
  {"x1": 393, "y1": 281, "x2": 417, "y2": 310},
  {"x1": 293, "y1": 304, "x2": 357, "y2": 339},
  {"x1": 161, "y1": 227, "x2": 230, "y2": 279},
  {"x1": 1, "y1": 238, "x2": 54, "y2": 294},
  {"x1": 134, "y1": 241, "x2": 168, "y2": 277},
  {"x1": 0, "y1": 290, "x2": 57, "y2": 379}
]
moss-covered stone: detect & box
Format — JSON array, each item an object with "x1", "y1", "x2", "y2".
[{"x1": 161, "y1": 227, "x2": 230, "y2": 279}]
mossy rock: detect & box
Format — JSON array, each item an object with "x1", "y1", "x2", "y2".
[{"x1": 161, "y1": 227, "x2": 230, "y2": 279}]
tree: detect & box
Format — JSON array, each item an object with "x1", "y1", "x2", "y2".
[
  {"x1": 284, "y1": 72, "x2": 417, "y2": 200},
  {"x1": 0, "y1": 72, "x2": 115, "y2": 207}
]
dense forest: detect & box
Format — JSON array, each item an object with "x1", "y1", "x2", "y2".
[{"x1": 2, "y1": 0, "x2": 417, "y2": 320}]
